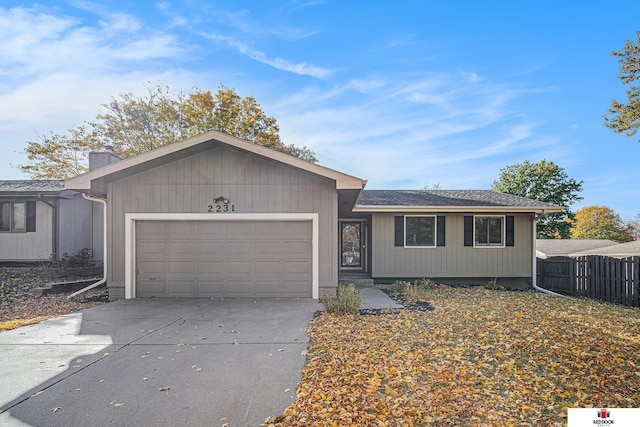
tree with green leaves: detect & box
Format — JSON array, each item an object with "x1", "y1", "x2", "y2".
[
  {"x1": 491, "y1": 160, "x2": 583, "y2": 239},
  {"x1": 604, "y1": 31, "x2": 640, "y2": 141},
  {"x1": 19, "y1": 84, "x2": 316, "y2": 179},
  {"x1": 571, "y1": 206, "x2": 634, "y2": 243}
]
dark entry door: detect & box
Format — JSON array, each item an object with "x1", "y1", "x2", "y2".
[{"x1": 339, "y1": 220, "x2": 367, "y2": 271}]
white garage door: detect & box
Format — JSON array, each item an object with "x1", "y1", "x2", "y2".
[{"x1": 135, "y1": 220, "x2": 312, "y2": 297}]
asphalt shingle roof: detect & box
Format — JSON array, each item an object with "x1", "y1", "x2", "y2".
[
  {"x1": 571, "y1": 240, "x2": 640, "y2": 257},
  {"x1": 0, "y1": 180, "x2": 64, "y2": 193},
  {"x1": 536, "y1": 239, "x2": 619, "y2": 258},
  {"x1": 357, "y1": 190, "x2": 561, "y2": 209}
]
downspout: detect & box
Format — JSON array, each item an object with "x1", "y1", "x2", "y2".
[
  {"x1": 531, "y1": 213, "x2": 565, "y2": 297},
  {"x1": 67, "y1": 193, "x2": 107, "y2": 298}
]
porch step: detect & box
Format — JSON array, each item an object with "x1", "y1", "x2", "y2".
[{"x1": 339, "y1": 278, "x2": 375, "y2": 287}]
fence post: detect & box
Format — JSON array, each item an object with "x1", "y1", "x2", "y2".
[
  {"x1": 570, "y1": 257, "x2": 576, "y2": 297},
  {"x1": 631, "y1": 256, "x2": 640, "y2": 307}
]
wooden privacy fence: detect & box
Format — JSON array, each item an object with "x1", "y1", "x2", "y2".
[{"x1": 537, "y1": 255, "x2": 640, "y2": 307}]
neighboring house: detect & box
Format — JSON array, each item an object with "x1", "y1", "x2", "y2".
[
  {"x1": 64, "y1": 130, "x2": 563, "y2": 300},
  {"x1": 569, "y1": 240, "x2": 640, "y2": 258},
  {"x1": 536, "y1": 239, "x2": 619, "y2": 259},
  {"x1": 0, "y1": 148, "x2": 120, "y2": 264},
  {"x1": 0, "y1": 180, "x2": 95, "y2": 262}
]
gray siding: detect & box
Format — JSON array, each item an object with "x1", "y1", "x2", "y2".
[
  {"x1": 57, "y1": 194, "x2": 94, "y2": 258},
  {"x1": 0, "y1": 201, "x2": 52, "y2": 261},
  {"x1": 107, "y1": 145, "x2": 337, "y2": 299},
  {"x1": 371, "y1": 213, "x2": 533, "y2": 279}
]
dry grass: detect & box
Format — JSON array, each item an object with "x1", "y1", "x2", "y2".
[{"x1": 266, "y1": 287, "x2": 640, "y2": 426}]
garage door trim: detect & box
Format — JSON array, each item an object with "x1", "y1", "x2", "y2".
[{"x1": 124, "y1": 213, "x2": 319, "y2": 299}]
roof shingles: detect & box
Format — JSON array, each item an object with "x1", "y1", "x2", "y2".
[
  {"x1": 0, "y1": 180, "x2": 64, "y2": 193},
  {"x1": 357, "y1": 189, "x2": 561, "y2": 209}
]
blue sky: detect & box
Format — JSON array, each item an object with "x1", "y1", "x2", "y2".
[{"x1": 1, "y1": 1, "x2": 639, "y2": 218}]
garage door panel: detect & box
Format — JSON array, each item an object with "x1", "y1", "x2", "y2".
[
  {"x1": 284, "y1": 261, "x2": 310, "y2": 274},
  {"x1": 254, "y1": 242, "x2": 284, "y2": 260},
  {"x1": 167, "y1": 261, "x2": 195, "y2": 280},
  {"x1": 255, "y1": 281, "x2": 285, "y2": 296},
  {"x1": 284, "y1": 242, "x2": 311, "y2": 258},
  {"x1": 137, "y1": 221, "x2": 166, "y2": 236},
  {"x1": 138, "y1": 260, "x2": 166, "y2": 276},
  {"x1": 226, "y1": 262, "x2": 253, "y2": 277},
  {"x1": 225, "y1": 222, "x2": 256, "y2": 239},
  {"x1": 137, "y1": 241, "x2": 166, "y2": 258},
  {"x1": 255, "y1": 261, "x2": 282, "y2": 275},
  {"x1": 197, "y1": 261, "x2": 224, "y2": 274},
  {"x1": 197, "y1": 242, "x2": 225, "y2": 257},
  {"x1": 196, "y1": 280, "x2": 226, "y2": 296},
  {"x1": 167, "y1": 281, "x2": 196, "y2": 296},
  {"x1": 287, "y1": 221, "x2": 312, "y2": 238},
  {"x1": 137, "y1": 280, "x2": 167, "y2": 297},
  {"x1": 226, "y1": 280, "x2": 254, "y2": 297},
  {"x1": 168, "y1": 241, "x2": 197, "y2": 259},
  {"x1": 136, "y1": 219, "x2": 312, "y2": 298},
  {"x1": 255, "y1": 223, "x2": 284, "y2": 237},
  {"x1": 196, "y1": 221, "x2": 225, "y2": 237},
  {"x1": 226, "y1": 242, "x2": 254, "y2": 257}
]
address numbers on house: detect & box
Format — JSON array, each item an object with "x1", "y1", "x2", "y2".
[{"x1": 207, "y1": 196, "x2": 235, "y2": 213}]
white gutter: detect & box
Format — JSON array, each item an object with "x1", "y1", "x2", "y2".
[
  {"x1": 531, "y1": 214, "x2": 565, "y2": 297},
  {"x1": 67, "y1": 193, "x2": 107, "y2": 299}
]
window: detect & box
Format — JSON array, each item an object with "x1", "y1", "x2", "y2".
[
  {"x1": 0, "y1": 202, "x2": 26, "y2": 231},
  {"x1": 474, "y1": 216, "x2": 504, "y2": 246},
  {"x1": 405, "y1": 216, "x2": 436, "y2": 247},
  {"x1": 395, "y1": 215, "x2": 445, "y2": 247}
]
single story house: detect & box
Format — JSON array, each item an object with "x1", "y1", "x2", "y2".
[
  {"x1": 0, "y1": 180, "x2": 98, "y2": 263},
  {"x1": 536, "y1": 239, "x2": 619, "y2": 259},
  {"x1": 64, "y1": 130, "x2": 563, "y2": 300},
  {"x1": 569, "y1": 240, "x2": 640, "y2": 258}
]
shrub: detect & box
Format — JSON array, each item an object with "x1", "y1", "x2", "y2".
[
  {"x1": 392, "y1": 280, "x2": 412, "y2": 293},
  {"x1": 484, "y1": 278, "x2": 505, "y2": 291},
  {"x1": 321, "y1": 284, "x2": 361, "y2": 315},
  {"x1": 392, "y1": 279, "x2": 434, "y2": 300},
  {"x1": 416, "y1": 278, "x2": 435, "y2": 290}
]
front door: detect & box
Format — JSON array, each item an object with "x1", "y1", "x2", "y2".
[{"x1": 339, "y1": 220, "x2": 367, "y2": 272}]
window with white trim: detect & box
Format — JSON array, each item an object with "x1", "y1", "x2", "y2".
[
  {"x1": 0, "y1": 201, "x2": 26, "y2": 232},
  {"x1": 405, "y1": 215, "x2": 436, "y2": 247},
  {"x1": 474, "y1": 215, "x2": 504, "y2": 246}
]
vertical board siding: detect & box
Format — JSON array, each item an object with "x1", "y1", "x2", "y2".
[
  {"x1": 372, "y1": 213, "x2": 532, "y2": 278},
  {"x1": 0, "y1": 201, "x2": 53, "y2": 260},
  {"x1": 109, "y1": 145, "x2": 337, "y2": 295}
]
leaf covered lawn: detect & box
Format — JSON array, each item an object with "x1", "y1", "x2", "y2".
[{"x1": 267, "y1": 287, "x2": 640, "y2": 426}]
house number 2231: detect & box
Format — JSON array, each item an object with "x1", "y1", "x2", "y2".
[
  {"x1": 208, "y1": 203, "x2": 235, "y2": 213},
  {"x1": 208, "y1": 197, "x2": 235, "y2": 213}
]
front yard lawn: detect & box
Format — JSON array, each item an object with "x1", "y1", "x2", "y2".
[{"x1": 267, "y1": 287, "x2": 640, "y2": 426}]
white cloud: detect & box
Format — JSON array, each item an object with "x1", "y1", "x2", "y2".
[{"x1": 202, "y1": 33, "x2": 333, "y2": 78}]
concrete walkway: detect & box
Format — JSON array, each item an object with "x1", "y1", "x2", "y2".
[{"x1": 354, "y1": 281, "x2": 404, "y2": 310}]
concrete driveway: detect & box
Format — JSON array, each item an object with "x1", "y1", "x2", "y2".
[{"x1": 0, "y1": 297, "x2": 319, "y2": 427}]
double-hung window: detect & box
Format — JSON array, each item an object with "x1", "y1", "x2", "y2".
[
  {"x1": 405, "y1": 216, "x2": 436, "y2": 247},
  {"x1": 0, "y1": 201, "x2": 26, "y2": 232},
  {"x1": 474, "y1": 215, "x2": 504, "y2": 247}
]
